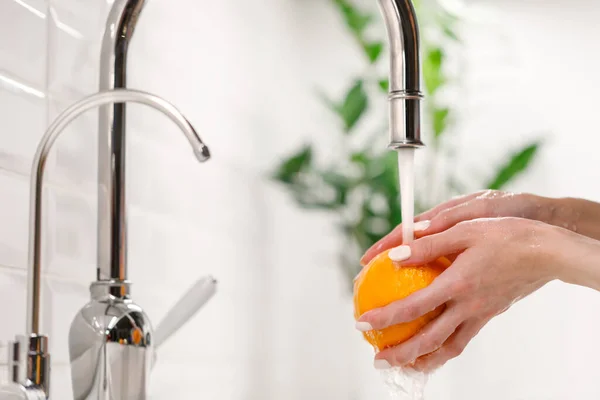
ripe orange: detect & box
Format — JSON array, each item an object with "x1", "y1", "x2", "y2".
[{"x1": 353, "y1": 250, "x2": 451, "y2": 352}]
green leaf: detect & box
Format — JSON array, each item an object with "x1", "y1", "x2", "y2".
[
  {"x1": 332, "y1": 0, "x2": 372, "y2": 38},
  {"x1": 321, "y1": 170, "x2": 353, "y2": 189},
  {"x1": 378, "y1": 78, "x2": 389, "y2": 92},
  {"x1": 271, "y1": 145, "x2": 312, "y2": 184},
  {"x1": 351, "y1": 151, "x2": 369, "y2": 166},
  {"x1": 443, "y1": 25, "x2": 460, "y2": 42},
  {"x1": 439, "y1": 10, "x2": 461, "y2": 42},
  {"x1": 423, "y1": 47, "x2": 446, "y2": 95},
  {"x1": 329, "y1": 80, "x2": 369, "y2": 133},
  {"x1": 363, "y1": 41, "x2": 383, "y2": 63},
  {"x1": 486, "y1": 142, "x2": 541, "y2": 190},
  {"x1": 433, "y1": 107, "x2": 449, "y2": 138}
]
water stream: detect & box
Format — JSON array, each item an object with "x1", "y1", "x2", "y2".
[
  {"x1": 397, "y1": 148, "x2": 416, "y2": 244},
  {"x1": 379, "y1": 148, "x2": 428, "y2": 400}
]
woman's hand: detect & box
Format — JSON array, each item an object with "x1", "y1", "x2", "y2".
[
  {"x1": 361, "y1": 190, "x2": 553, "y2": 266},
  {"x1": 355, "y1": 217, "x2": 597, "y2": 372}
]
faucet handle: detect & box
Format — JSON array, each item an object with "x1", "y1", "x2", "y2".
[{"x1": 153, "y1": 275, "x2": 217, "y2": 349}]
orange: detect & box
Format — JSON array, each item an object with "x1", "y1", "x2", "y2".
[{"x1": 353, "y1": 250, "x2": 451, "y2": 352}]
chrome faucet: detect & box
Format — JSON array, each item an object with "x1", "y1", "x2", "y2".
[
  {"x1": 97, "y1": 0, "x2": 145, "y2": 284},
  {"x1": 1, "y1": 0, "x2": 424, "y2": 398},
  {"x1": 379, "y1": 0, "x2": 425, "y2": 149},
  {"x1": 70, "y1": 1, "x2": 218, "y2": 398},
  {"x1": 0, "y1": 90, "x2": 215, "y2": 400}
]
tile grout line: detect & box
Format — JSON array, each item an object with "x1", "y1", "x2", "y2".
[{"x1": 0, "y1": 262, "x2": 90, "y2": 286}]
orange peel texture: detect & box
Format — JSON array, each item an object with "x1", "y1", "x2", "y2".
[{"x1": 353, "y1": 250, "x2": 451, "y2": 352}]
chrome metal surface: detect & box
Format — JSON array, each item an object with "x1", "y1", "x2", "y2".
[
  {"x1": 2, "y1": 335, "x2": 49, "y2": 400},
  {"x1": 378, "y1": 0, "x2": 425, "y2": 149},
  {"x1": 0, "y1": 384, "x2": 46, "y2": 400},
  {"x1": 27, "y1": 89, "x2": 209, "y2": 336},
  {"x1": 16, "y1": 88, "x2": 210, "y2": 400},
  {"x1": 70, "y1": 281, "x2": 152, "y2": 400},
  {"x1": 24, "y1": 335, "x2": 50, "y2": 395},
  {"x1": 98, "y1": 0, "x2": 147, "y2": 282}
]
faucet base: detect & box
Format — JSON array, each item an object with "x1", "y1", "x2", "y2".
[{"x1": 69, "y1": 281, "x2": 153, "y2": 400}]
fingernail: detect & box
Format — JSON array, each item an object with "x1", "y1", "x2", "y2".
[
  {"x1": 414, "y1": 220, "x2": 431, "y2": 232},
  {"x1": 355, "y1": 321, "x2": 373, "y2": 332},
  {"x1": 374, "y1": 359, "x2": 392, "y2": 370},
  {"x1": 388, "y1": 245, "x2": 411, "y2": 262}
]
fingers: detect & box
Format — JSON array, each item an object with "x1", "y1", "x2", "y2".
[
  {"x1": 358, "y1": 235, "x2": 475, "y2": 329},
  {"x1": 360, "y1": 224, "x2": 404, "y2": 266},
  {"x1": 361, "y1": 191, "x2": 487, "y2": 266},
  {"x1": 359, "y1": 221, "x2": 431, "y2": 267},
  {"x1": 422, "y1": 200, "x2": 491, "y2": 236},
  {"x1": 361, "y1": 214, "x2": 470, "y2": 267},
  {"x1": 357, "y1": 268, "x2": 460, "y2": 329},
  {"x1": 389, "y1": 226, "x2": 471, "y2": 267},
  {"x1": 414, "y1": 191, "x2": 486, "y2": 223},
  {"x1": 374, "y1": 304, "x2": 464, "y2": 367},
  {"x1": 412, "y1": 318, "x2": 485, "y2": 372}
]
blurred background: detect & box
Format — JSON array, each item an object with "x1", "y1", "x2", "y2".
[{"x1": 0, "y1": 0, "x2": 599, "y2": 399}]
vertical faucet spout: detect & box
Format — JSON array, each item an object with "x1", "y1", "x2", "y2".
[
  {"x1": 378, "y1": 0, "x2": 425, "y2": 149},
  {"x1": 98, "y1": 0, "x2": 147, "y2": 283}
]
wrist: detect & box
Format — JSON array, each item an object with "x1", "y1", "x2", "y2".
[
  {"x1": 542, "y1": 196, "x2": 580, "y2": 231},
  {"x1": 528, "y1": 195, "x2": 572, "y2": 228},
  {"x1": 547, "y1": 226, "x2": 600, "y2": 291}
]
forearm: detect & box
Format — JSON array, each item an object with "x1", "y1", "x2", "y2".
[
  {"x1": 552, "y1": 227, "x2": 600, "y2": 292},
  {"x1": 538, "y1": 197, "x2": 600, "y2": 241}
]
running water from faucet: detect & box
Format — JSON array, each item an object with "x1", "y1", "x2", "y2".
[
  {"x1": 380, "y1": 148, "x2": 428, "y2": 399},
  {"x1": 397, "y1": 148, "x2": 416, "y2": 244}
]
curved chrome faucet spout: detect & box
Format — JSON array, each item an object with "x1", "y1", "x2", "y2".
[
  {"x1": 378, "y1": 0, "x2": 424, "y2": 149},
  {"x1": 28, "y1": 89, "x2": 209, "y2": 335},
  {"x1": 16, "y1": 89, "x2": 209, "y2": 398}
]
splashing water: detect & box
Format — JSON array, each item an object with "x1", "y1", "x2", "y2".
[
  {"x1": 380, "y1": 368, "x2": 429, "y2": 400},
  {"x1": 397, "y1": 149, "x2": 415, "y2": 244}
]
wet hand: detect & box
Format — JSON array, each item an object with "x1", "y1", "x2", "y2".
[
  {"x1": 361, "y1": 190, "x2": 550, "y2": 266},
  {"x1": 356, "y1": 217, "x2": 570, "y2": 372}
]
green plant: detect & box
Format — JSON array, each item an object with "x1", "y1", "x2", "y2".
[{"x1": 271, "y1": 0, "x2": 542, "y2": 291}]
